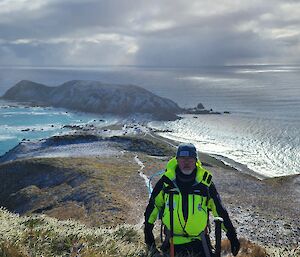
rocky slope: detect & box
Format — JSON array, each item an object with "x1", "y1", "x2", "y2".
[{"x1": 1, "y1": 80, "x2": 182, "y2": 120}]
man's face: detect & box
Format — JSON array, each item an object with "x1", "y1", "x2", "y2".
[{"x1": 177, "y1": 157, "x2": 196, "y2": 175}]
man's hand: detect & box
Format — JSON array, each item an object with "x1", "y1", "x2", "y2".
[
  {"x1": 144, "y1": 222, "x2": 155, "y2": 247},
  {"x1": 144, "y1": 222, "x2": 163, "y2": 256},
  {"x1": 229, "y1": 236, "x2": 240, "y2": 256},
  {"x1": 147, "y1": 245, "x2": 162, "y2": 257},
  {"x1": 227, "y1": 232, "x2": 240, "y2": 256}
]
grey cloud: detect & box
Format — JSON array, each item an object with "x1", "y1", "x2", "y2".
[
  {"x1": 135, "y1": 28, "x2": 277, "y2": 66},
  {"x1": 0, "y1": 0, "x2": 139, "y2": 40},
  {"x1": 0, "y1": 38, "x2": 136, "y2": 66},
  {"x1": 0, "y1": 42, "x2": 67, "y2": 66},
  {"x1": 0, "y1": 0, "x2": 300, "y2": 66}
]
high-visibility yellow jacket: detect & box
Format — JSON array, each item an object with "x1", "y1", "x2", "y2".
[{"x1": 144, "y1": 157, "x2": 237, "y2": 245}]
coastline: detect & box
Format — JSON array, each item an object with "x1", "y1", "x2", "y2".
[
  {"x1": 0, "y1": 120, "x2": 299, "y2": 256},
  {"x1": 137, "y1": 125, "x2": 269, "y2": 180},
  {"x1": 148, "y1": 129, "x2": 274, "y2": 180},
  {"x1": 148, "y1": 112, "x2": 300, "y2": 179},
  {"x1": 1, "y1": 94, "x2": 298, "y2": 179}
]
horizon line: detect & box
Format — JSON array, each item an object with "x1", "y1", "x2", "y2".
[{"x1": 0, "y1": 63, "x2": 300, "y2": 69}]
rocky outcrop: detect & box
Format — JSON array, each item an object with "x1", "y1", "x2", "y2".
[
  {"x1": 184, "y1": 102, "x2": 221, "y2": 114},
  {"x1": 1, "y1": 80, "x2": 182, "y2": 120}
]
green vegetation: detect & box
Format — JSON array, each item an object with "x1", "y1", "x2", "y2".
[
  {"x1": 0, "y1": 207, "x2": 146, "y2": 257},
  {"x1": 110, "y1": 135, "x2": 175, "y2": 157},
  {"x1": 45, "y1": 134, "x2": 100, "y2": 146},
  {"x1": 0, "y1": 155, "x2": 145, "y2": 227},
  {"x1": 1, "y1": 207, "x2": 286, "y2": 257}
]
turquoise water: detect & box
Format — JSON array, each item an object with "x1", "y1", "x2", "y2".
[
  {"x1": 0, "y1": 100, "x2": 117, "y2": 155},
  {"x1": 0, "y1": 65, "x2": 299, "y2": 177}
]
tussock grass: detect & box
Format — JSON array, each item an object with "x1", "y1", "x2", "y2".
[
  {"x1": 0, "y1": 242, "x2": 29, "y2": 257},
  {"x1": 0, "y1": 207, "x2": 146, "y2": 257},
  {"x1": 0, "y1": 155, "x2": 145, "y2": 226},
  {"x1": 221, "y1": 238, "x2": 267, "y2": 256},
  {"x1": 220, "y1": 238, "x2": 300, "y2": 257},
  {"x1": 110, "y1": 135, "x2": 175, "y2": 157},
  {"x1": 1, "y1": 207, "x2": 298, "y2": 257}
]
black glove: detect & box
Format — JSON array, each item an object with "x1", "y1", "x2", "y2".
[
  {"x1": 148, "y1": 246, "x2": 161, "y2": 257},
  {"x1": 144, "y1": 222, "x2": 155, "y2": 248},
  {"x1": 227, "y1": 232, "x2": 240, "y2": 256}
]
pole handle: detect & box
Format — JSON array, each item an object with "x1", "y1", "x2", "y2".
[{"x1": 214, "y1": 217, "x2": 224, "y2": 257}]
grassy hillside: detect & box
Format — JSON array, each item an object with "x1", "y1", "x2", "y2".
[
  {"x1": 2, "y1": 207, "x2": 291, "y2": 257},
  {"x1": 0, "y1": 207, "x2": 146, "y2": 257},
  {"x1": 0, "y1": 131, "x2": 299, "y2": 256},
  {"x1": 0, "y1": 155, "x2": 148, "y2": 227}
]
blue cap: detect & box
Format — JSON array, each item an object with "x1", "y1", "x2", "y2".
[{"x1": 176, "y1": 143, "x2": 197, "y2": 159}]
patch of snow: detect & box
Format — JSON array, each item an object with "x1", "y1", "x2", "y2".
[
  {"x1": 0, "y1": 140, "x2": 121, "y2": 162},
  {"x1": 134, "y1": 155, "x2": 152, "y2": 198}
]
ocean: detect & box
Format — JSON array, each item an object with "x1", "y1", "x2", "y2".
[
  {"x1": 0, "y1": 65, "x2": 299, "y2": 178},
  {"x1": 0, "y1": 101, "x2": 119, "y2": 156}
]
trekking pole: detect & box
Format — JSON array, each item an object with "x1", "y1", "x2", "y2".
[
  {"x1": 169, "y1": 189, "x2": 175, "y2": 257},
  {"x1": 214, "y1": 217, "x2": 224, "y2": 257}
]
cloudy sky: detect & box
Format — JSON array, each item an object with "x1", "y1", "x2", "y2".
[{"x1": 0, "y1": 0, "x2": 300, "y2": 67}]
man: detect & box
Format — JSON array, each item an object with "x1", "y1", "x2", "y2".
[{"x1": 144, "y1": 143, "x2": 240, "y2": 257}]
